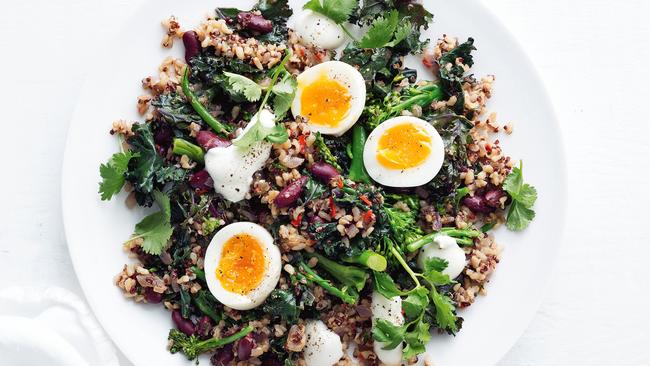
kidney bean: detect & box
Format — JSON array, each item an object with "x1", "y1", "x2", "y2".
[
  {"x1": 211, "y1": 344, "x2": 234, "y2": 366},
  {"x1": 182, "y1": 31, "x2": 201, "y2": 63},
  {"x1": 196, "y1": 130, "x2": 232, "y2": 150},
  {"x1": 310, "y1": 162, "x2": 340, "y2": 183},
  {"x1": 143, "y1": 288, "x2": 163, "y2": 304},
  {"x1": 171, "y1": 310, "x2": 195, "y2": 336},
  {"x1": 189, "y1": 170, "x2": 214, "y2": 194},
  {"x1": 484, "y1": 188, "x2": 506, "y2": 208},
  {"x1": 236, "y1": 12, "x2": 273, "y2": 33},
  {"x1": 462, "y1": 195, "x2": 492, "y2": 214},
  {"x1": 274, "y1": 176, "x2": 308, "y2": 208},
  {"x1": 237, "y1": 334, "x2": 255, "y2": 361}
]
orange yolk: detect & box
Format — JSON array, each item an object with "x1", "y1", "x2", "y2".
[
  {"x1": 300, "y1": 73, "x2": 351, "y2": 127},
  {"x1": 215, "y1": 234, "x2": 265, "y2": 295},
  {"x1": 376, "y1": 123, "x2": 432, "y2": 170}
]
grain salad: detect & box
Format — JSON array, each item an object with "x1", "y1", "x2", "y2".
[{"x1": 100, "y1": 1, "x2": 539, "y2": 365}]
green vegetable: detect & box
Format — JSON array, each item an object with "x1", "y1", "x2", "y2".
[
  {"x1": 372, "y1": 271, "x2": 405, "y2": 298},
  {"x1": 357, "y1": 10, "x2": 410, "y2": 49},
  {"x1": 343, "y1": 250, "x2": 387, "y2": 271},
  {"x1": 168, "y1": 325, "x2": 253, "y2": 360},
  {"x1": 348, "y1": 125, "x2": 371, "y2": 183},
  {"x1": 271, "y1": 74, "x2": 297, "y2": 120},
  {"x1": 295, "y1": 262, "x2": 358, "y2": 304},
  {"x1": 190, "y1": 266, "x2": 205, "y2": 282},
  {"x1": 340, "y1": 45, "x2": 392, "y2": 84},
  {"x1": 503, "y1": 161, "x2": 537, "y2": 231},
  {"x1": 262, "y1": 289, "x2": 299, "y2": 322},
  {"x1": 129, "y1": 190, "x2": 173, "y2": 255},
  {"x1": 438, "y1": 38, "x2": 476, "y2": 114},
  {"x1": 309, "y1": 252, "x2": 368, "y2": 292},
  {"x1": 201, "y1": 217, "x2": 222, "y2": 236},
  {"x1": 303, "y1": 0, "x2": 358, "y2": 24},
  {"x1": 304, "y1": 178, "x2": 326, "y2": 202},
  {"x1": 405, "y1": 227, "x2": 481, "y2": 252},
  {"x1": 99, "y1": 151, "x2": 137, "y2": 200},
  {"x1": 234, "y1": 51, "x2": 293, "y2": 148},
  {"x1": 222, "y1": 71, "x2": 263, "y2": 102},
  {"x1": 181, "y1": 67, "x2": 232, "y2": 135},
  {"x1": 194, "y1": 290, "x2": 222, "y2": 323},
  {"x1": 313, "y1": 133, "x2": 342, "y2": 171},
  {"x1": 150, "y1": 92, "x2": 201, "y2": 126},
  {"x1": 125, "y1": 123, "x2": 186, "y2": 206},
  {"x1": 179, "y1": 288, "x2": 191, "y2": 318},
  {"x1": 365, "y1": 83, "x2": 444, "y2": 129},
  {"x1": 172, "y1": 138, "x2": 204, "y2": 164}
]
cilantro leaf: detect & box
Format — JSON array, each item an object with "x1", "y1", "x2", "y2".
[
  {"x1": 373, "y1": 271, "x2": 404, "y2": 299},
  {"x1": 506, "y1": 201, "x2": 536, "y2": 231},
  {"x1": 271, "y1": 76, "x2": 297, "y2": 120},
  {"x1": 503, "y1": 161, "x2": 538, "y2": 231},
  {"x1": 424, "y1": 257, "x2": 448, "y2": 273},
  {"x1": 403, "y1": 322, "x2": 430, "y2": 360},
  {"x1": 223, "y1": 72, "x2": 262, "y2": 102},
  {"x1": 402, "y1": 288, "x2": 429, "y2": 319},
  {"x1": 99, "y1": 151, "x2": 137, "y2": 200},
  {"x1": 357, "y1": 10, "x2": 398, "y2": 48},
  {"x1": 424, "y1": 269, "x2": 453, "y2": 287},
  {"x1": 303, "y1": 0, "x2": 358, "y2": 24},
  {"x1": 430, "y1": 287, "x2": 459, "y2": 334},
  {"x1": 233, "y1": 112, "x2": 289, "y2": 149},
  {"x1": 384, "y1": 21, "x2": 411, "y2": 47},
  {"x1": 132, "y1": 190, "x2": 172, "y2": 255},
  {"x1": 372, "y1": 319, "x2": 405, "y2": 350}
]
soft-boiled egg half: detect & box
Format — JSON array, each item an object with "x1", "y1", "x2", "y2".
[
  {"x1": 291, "y1": 61, "x2": 366, "y2": 136},
  {"x1": 204, "y1": 222, "x2": 281, "y2": 310},
  {"x1": 293, "y1": 10, "x2": 347, "y2": 49},
  {"x1": 363, "y1": 116, "x2": 445, "y2": 187}
]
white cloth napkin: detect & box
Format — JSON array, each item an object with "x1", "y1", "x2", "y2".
[{"x1": 0, "y1": 286, "x2": 119, "y2": 366}]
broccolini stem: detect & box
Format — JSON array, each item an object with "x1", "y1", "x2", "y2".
[
  {"x1": 389, "y1": 246, "x2": 421, "y2": 288},
  {"x1": 193, "y1": 291, "x2": 222, "y2": 323},
  {"x1": 348, "y1": 125, "x2": 372, "y2": 183},
  {"x1": 172, "y1": 138, "x2": 204, "y2": 164},
  {"x1": 181, "y1": 68, "x2": 231, "y2": 135},
  {"x1": 297, "y1": 262, "x2": 357, "y2": 304},
  {"x1": 190, "y1": 266, "x2": 205, "y2": 282},
  {"x1": 405, "y1": 228, "x2": 481, "y2": 252},
  {"x1": 343, "y1": 250, "x2": 387, "y2": 272},
  {"x1": 194, "y1": 325, "x2": 253, "y2": 355},
  {"x1": 308, "y1": 253, "x2": 369, "y2": 291}
]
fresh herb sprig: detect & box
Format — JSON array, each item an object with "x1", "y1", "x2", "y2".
[
  {"x1": 99, "y1": 150, "x2": 137, "y2": 200},
  {"x1": 503, "y1": 161, "x2": 537, "y2": 231},
  {"x1": 128, "y1": 190, "x2": 173, "y2": 255}
]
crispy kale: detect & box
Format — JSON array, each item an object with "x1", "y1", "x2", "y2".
[
  {"x1": 168, "y1": 325, "x2": 253, "y2": 360},
  {"x1": 438, "y1": 38, "x2": 476, "y2": 114},
  {"x1": 364, "y1": 83, "x2": 444, "y2": 129},
  {"x1": 262, "y1": 289, "x2": 299, "y2": 322}
]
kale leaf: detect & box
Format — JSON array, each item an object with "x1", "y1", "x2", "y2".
[
  {"x1": 126, "y1": 123, "x2": 186, "y2": 206},
  {"x1": 438, "y1": 38, "x2": 476, "y2": 114},
  {"x1": 262, "y1": 289, "x2": 299, "y2": 322},
  {"x1": 151, "y1": 93, "x2": 202, "y2": 126}
]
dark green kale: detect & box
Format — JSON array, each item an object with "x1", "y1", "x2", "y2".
[
  {"x1": 424, "y1": 112, "x2": 473, "y2": 201},
  {"x1": 340, "y1": 44, "x2": 393, "y2": 86},
  {"x1": 151, "y1": 92, "x2": 202, "y2": 126},
  {"x1": 125, "y1": 123, "x2": 185, "y2": 206},
  {"x1": 262, "y1": 289, "x2": 299, "y2": 322},
  {"x1": 438, "y1": 38, "x2": 476, "y2": 114},
  {"x1": 216, "y1": 0, "x2": 292, "y2": 44},
  {"x1": 364, "y1": 83, "x2": 444, "y2": 129}
]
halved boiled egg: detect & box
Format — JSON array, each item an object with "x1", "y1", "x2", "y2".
[
  {"x1": 291, "y1": 61, "x2": 366, "y2": 136},
  {"x1": 293, "y1": 10, "x2": 347, "y2": 49},
  {"x1": 204, "y1": 222, "x2": 281, "y2": 310},
  {"x1": 363, "y1": 116, "x2": 445, "y2": 187}
]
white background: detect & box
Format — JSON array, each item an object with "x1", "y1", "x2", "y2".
[{"x1": 0, "y1": 0, "x2": 649, "y2": 365}]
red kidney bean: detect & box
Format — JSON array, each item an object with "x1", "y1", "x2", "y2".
[
  {"x1": 237, "y1": 334, "x2": 255, "y2": 361},
  {"x1": 274, "y1": 176, "x2": 308, "y2": 208},
  {"x1": 143, "y1": 288, "x2": 163, "y2": 304},
  {"x1": 236, "y1": 12, "x2": 273, "y2": 33},
  {"x1": 172, "y1": 310, "x2": 195, "y2": 336},
  {"x1": 484, "y1": 188, "x2": 506, "y2": 208},
  {"x1": 196, "y1": 130, "x2": 232, "y2": 150},
  {"x1": 182, "y1": 31, "x2": 201, "y2": 63},
  {"x1": 462, "y1": 195, "x2": 492, "y2": 214},
  {"x1": 310, "y1": 162, "x2": 340, "y2": 183},
  {"x1": 189, "y1": 170, "x2": 214, "y2": 195},
  {"x1": 211, "y1": 344, "x2": 234, "y2": 366}
]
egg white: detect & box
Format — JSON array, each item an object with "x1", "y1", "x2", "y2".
[
  {"x1": 203, "y1": 222, "x2": 281, "y2": 310},
  {"x1": 303, "y1": 320, "x2": 344, "y2": 366},
  {"x1": 291, "y1": 61, "x2": 366, "y2": 136},
  {"x1": 363, "y1": 116, "x2": 445, "y2": 187},
  {"x1": 293, "y1": 10, "x2": 347, "y2": 49}
]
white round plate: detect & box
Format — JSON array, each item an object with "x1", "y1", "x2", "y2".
[{"x1": 62, "y1": 1, "x2": 566, "y2": 365}]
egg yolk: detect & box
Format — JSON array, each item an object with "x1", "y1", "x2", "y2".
[
  {"x1": 216, "y1": 234, "x2": 265, "y2": 295},
  {"x1": 376, "y1": 123, "x2": 432, "y2": 170},
  {"x1": 300, "y1": 73, "x2": 351, "y2": 127}
]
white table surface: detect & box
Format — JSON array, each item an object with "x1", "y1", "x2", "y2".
[{"x1": 1, "y1": 0, "x2": 649, "y2": 365}]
